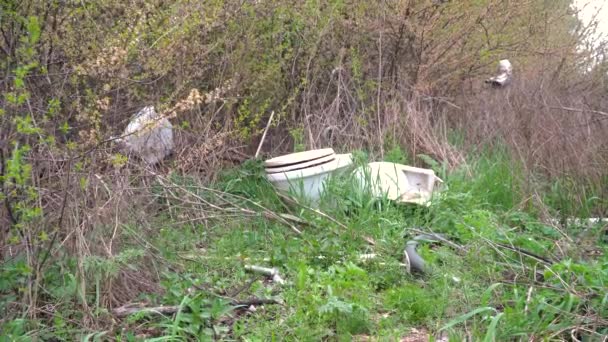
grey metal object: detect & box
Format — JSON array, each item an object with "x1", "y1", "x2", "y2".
[
  {"x1": 244, "y1": 265, "x2": 285, "y2": 285},
  {"x1": 404, "y1": 233, "x2": 446, "y2": 274}
]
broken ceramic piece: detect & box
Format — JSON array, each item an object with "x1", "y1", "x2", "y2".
[
  {"x1": 485, "y1": 59, "x2": 513, "y2": 87},
  {"x1": 353, "y1": 162, "x2": 442, "y2": 206}
]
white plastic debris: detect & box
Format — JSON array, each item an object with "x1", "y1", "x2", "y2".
[
  {"x1": 549, "y1": 217, "x2": 608, "y2": 227},
  {"x1": 353, "y1": 162, "x2": 443, "y2": 206},
  {"x1": 486, "y1": 59, "x2": 512, "y2": 86},
  {"x1": 359, "y1": 253, "x2": 378, "y2": 261},
  {"x1": 244, "y1": 265, "x2": 285, "y2": 285},
  {"x1": 118, "y1": 106, "x2": 173, "y2": 165}
]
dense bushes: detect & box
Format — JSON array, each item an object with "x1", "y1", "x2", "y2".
[
  {"x1": 2, "y1": 1, "x2": 606, "y2": 162},
  {"x1": 1, "y1": 0, "x2": 607, "y2": 339}
]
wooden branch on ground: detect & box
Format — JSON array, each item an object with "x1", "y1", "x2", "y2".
[
  {"x1": 113, "y1": 305, "x2": 179, "y2": 317},
  {"x1": 112, "y1": 297, "x2": 281, "y2": 318}
]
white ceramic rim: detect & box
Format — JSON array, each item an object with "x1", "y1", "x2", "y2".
[
  {"x1": 264, "y1": 148, "x2": 335, "y2": 168},
  {"x1": 266, "y1": 154, "x2": 353, "y2": 182},
  {"x1": 265, "y1": 154, "x2": 335, "y2": 174}
]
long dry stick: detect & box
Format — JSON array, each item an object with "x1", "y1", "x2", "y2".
[
  {"x1": 494, "y1": 242, "x2": 554, "y2": 265},
  {"x1": 255, "y1": 111, "x2": 275, "y2": 159},
  {"x1": 550, "y1": 106, "x2": 608, "y2": 118},
  {"x1": 376, "y1": 11, "x2": 384, "y2": 158}
]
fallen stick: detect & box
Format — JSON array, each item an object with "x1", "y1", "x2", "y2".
[
  {"x1": 113, "y1": 297, "x2": 281, "y2": 318},
  {"x1": 549, "y1": 105, "x2": 608, "y2": 118},
  {"x1": 113, "y1": 305, "x2": 180, "y2": 317},
  {"x1": 494, "y1": 242, "x2": 554, "y2": 265}
]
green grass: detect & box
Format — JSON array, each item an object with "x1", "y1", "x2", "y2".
[
  {"x1": 2, "y1": 148, "x2": 607, "y2": 341},
  {"x1": 145, "y1": 149, "x2": 607, "y2": 340}
]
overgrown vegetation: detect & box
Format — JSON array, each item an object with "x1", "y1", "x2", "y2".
[{"x1": 1, "y1": 0, "x2": 607, "y2": 340}]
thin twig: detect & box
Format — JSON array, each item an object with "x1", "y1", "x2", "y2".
[
  {"x1": 198, "y1": 185, "x2": 303, "y2": 235},
  {"x1": 408, "y1": 228, "x2": 466, "y2": 252},
  {"x1": 494, "y1": 242, "x2": 554, "y2": 265},
  {"x1": 376, "y1": 12, "x2": 384, "y2": 158},
  {"x1": 38, "y1": 156, "x2": 72, "y2": 270},
  {"x1": 550, "y1": 105, "x2": 608, "y2": 118},
  {"x1": 112, "y1": 297, "x2": 281, "y2": 318},
  {"x1": 154, "y1": 177, "x2": 303, "y2": 235},
  {"x1": 0, "y1": 148, "x2": 17, "y2": 228},
  {"x1": 524, "y1": 286, "x2": 534, "y2": 314},
  {"x1": 228, "y1": 277, "x2": 260, "y2": 298},
  {"x1": 276, "y1": 192, "x2": 349, "y2": 231}
]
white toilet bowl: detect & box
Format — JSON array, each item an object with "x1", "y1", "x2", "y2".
[{"x1": 265, "y1": 150, "x2": 353, "y2": 203}]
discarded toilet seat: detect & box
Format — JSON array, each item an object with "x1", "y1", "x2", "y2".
[
  {"x1": 265, "y1": 154, "x2": 335, "y2": 174},
  {"x1": 264, "y1": 148, "x2": 335, "y2": 168}
]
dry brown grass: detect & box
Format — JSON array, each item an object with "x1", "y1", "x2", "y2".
[{"x1": 455, "y1": 73, "x2": 608, "y2": 179}]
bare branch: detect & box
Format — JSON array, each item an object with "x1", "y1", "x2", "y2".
[
  {"x1": 112, "y1": 297, "x2": 281, "y2": 318},
  {"x1": 550, "y1": 106, "x2": 608, "y2": 118}
]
